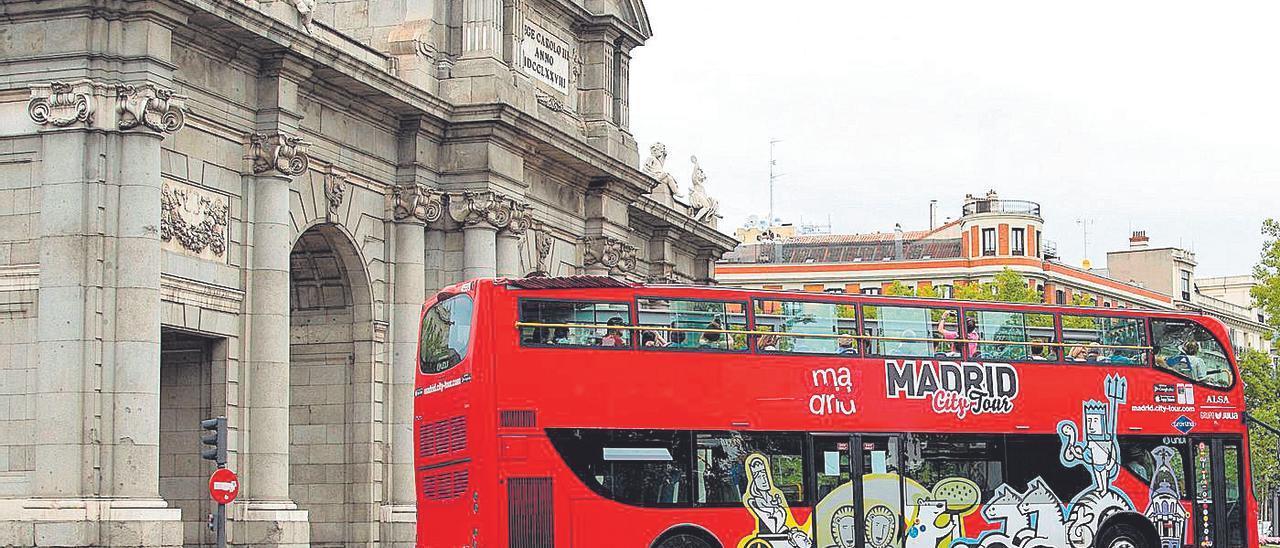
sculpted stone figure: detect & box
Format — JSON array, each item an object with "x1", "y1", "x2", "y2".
[
  {"x1": 294, "y1": 0, "x2": 317, "y2": 33},
  {"x1": 688, "y1": 155, "x2": 719, "y2": 223},
  {"x1": 641, "y1": 142, "x2": 682, "y2": 204}
]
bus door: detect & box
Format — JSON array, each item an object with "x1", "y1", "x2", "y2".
[
  {"x1": 810, "y1": 435, "x2": 904, "y2": 548},
  {"x1": 1190, "y1": 437, "x2": 1247, "y2": 548}
]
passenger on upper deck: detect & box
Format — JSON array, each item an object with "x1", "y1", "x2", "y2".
[
  {"x1": 600, "y1": 317, "x2": 627, "y2": 347},
  {"x1": 938, "y1": 311, "x2": 978, "y2": 357}
]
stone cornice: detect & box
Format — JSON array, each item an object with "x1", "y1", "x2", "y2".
[
  {"x1": 629, "y1": 195, "x2": 739, "y2": 254},
  {"x1": 175, "y1": 0, "x2": 454, "y2": 122},
  {"x1": 448, "y1": 104, "x2": 654, "y2": 200}
]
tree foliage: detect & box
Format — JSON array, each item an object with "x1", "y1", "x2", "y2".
[
  {"x1": 1254, "y1": 218, "x2": 1280, "y2": 342},
  {"x1": 952, "y1": 268, "x2": 1043, "y2": 304},
  {"x1": 1248, "y1": 219, "x2": 1280, "y2": 511},
  {"x1": 1242, "y1": 349, "x2": 1280, "y2": 503}
]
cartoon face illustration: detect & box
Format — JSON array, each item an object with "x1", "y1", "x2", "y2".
[
  {"x1": 1084, "y1": 408, "x2": 1106, "y2": 440},
  {"x1": 748, "y1": 455, "x2": 771, "y2": 492},
  {"x1": 860, "y1": 505, "x2": 895, "y2": 548}
]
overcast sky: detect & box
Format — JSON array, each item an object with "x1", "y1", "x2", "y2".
[{"x1": 629, "y1": 0, "x2": 1280, "y2": 277}]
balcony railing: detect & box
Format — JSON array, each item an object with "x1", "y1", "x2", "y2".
[{"x1": 963, "y1": 199, "x2": 1042, "y2": 217}]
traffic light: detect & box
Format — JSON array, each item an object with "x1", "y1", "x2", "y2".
[{"x1": 200, "y1": 416, "x2": 227, "y2": 467}]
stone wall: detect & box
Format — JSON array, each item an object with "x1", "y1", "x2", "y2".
[{"x1": 0, "y1": 0, "x2": 734, "y2": 545}]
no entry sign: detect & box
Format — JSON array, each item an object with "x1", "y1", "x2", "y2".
[{"x1": 208, "y1": 468, "x2": 239, "y2": 504}]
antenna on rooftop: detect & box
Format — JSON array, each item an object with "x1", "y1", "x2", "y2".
[
  {"x1": 768, "y1": 139, "x2": 784, "y2": 225},
  {"x1": 1076, "y1": 217, "x2": 1095, "y2": 268}
]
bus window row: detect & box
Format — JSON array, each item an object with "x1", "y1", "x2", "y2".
[
  {"x1": 516, "y1": 298, "x2": 1234, "y2": 388},
  {"x1": 545, "y1": 428, "x2": 1197, "y2": 510}
]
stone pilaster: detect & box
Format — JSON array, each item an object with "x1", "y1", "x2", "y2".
[
  {"x1": 22, "y1": 77, "x2": 186, "y2": 547},
  {"x1": 461, "y1": 0, "x2": 503, "y2": 59}
]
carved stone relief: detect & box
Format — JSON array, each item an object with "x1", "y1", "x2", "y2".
[
  {"x1": 581, "y1": 235, "x2": 638, "y2": 275},
  {"x1": 117, "y1": 84, "x2": 187, "y2": 134},
  {"x1": 251, "y1": 132, "x2": 310, "y2": 177},
  {"x1": 323, "y1": 166, "x2": 347, "y2": 221},
  {"x1": 161, "y1": 180, "x2": 230, "y2": 263}
]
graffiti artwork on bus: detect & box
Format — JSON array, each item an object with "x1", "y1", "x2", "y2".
[
  {"x1": 753, "y1": 374, "x2": 1190, "y2": 548},
  {"x1": 738, "y1": 452, "x2": 813, "y2": 548}
]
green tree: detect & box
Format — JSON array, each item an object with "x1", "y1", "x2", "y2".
[
  {"x1": 1247, "y1": 220, "x2": 1280, "y2": 510},
  {"x1": 1253, "y1": 218, "x2": 1280, "y2": 345},
  {"x1": 883, "y1": 281, "x2": 941, "y2": 298},
  {"x1": 952, "y1": 268, "x2": 1042, "y2": 303},
  {"x1": 884, "y1": 281, "x2": 916, "y2": 297},
  {"x1": 1241, "y1": 349, "x2": 1280, "y2": 502}
]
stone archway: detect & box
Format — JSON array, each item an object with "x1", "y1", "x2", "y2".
[{"x1": 287, "y1": 223, "x2": 375, "y2": 547}]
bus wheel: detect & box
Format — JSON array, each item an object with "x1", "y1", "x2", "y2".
[
  {"x1": 1095, "y1": 521, "x2": 1155, "y2": 548},
  {"x1": 651, "y1": 529, "x2": 720, "y2": 548}
]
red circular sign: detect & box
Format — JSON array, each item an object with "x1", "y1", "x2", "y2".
[{"x1": 208, "y1": 468, "x2": 239, "y2": 504}]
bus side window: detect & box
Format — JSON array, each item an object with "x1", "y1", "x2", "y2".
[
  {"x1": 753, "y1": 299, "x2": 857, "y2": 355},
  {"x1": 864, "y1": 305, "x2": 960, "y2": 358},
  {"x1": 637, "y1": 299, "x2": 748, "y2": 352},
  {"x1": 1061, "y1": 315, "x2": 1147, "y2": 365},
  {"x1": 1152, "y1": 319, "x2": 1234, "y2": 388},
  {"x1": 694, "y1": 432, "x2": 805, "y2": 505},
  {"x1": 966, "y1": 310, "x2": 1057, "y2": 362},
  {"x1": 518, "y1": 299, "x2": 632, "y2": 348}
]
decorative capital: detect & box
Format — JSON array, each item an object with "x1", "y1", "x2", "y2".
[
  {"x1": 505, "y1": 203, "x2": 533, "y2": 236},
  {"x1": 28, "y1": 80, "x2": 97, "y2": 128},
  {"x1": 117, "y1": 83, "x2": 187, "y2": 134},
  {"x1": 447, "y1": 191, "x2": 526, "y2": 230},
  {"x1": 323, "y1": 166, "x2": 348, "y2": 220},
  {"x1": 580, "y1": 235, "x2": 638, "y2": 275},
  {"x1": 391, "y1": 183, "x2": 443, "y2": 224},
  {"x1": 250, "y1": 132, "x2": 310, "y2": 177}
]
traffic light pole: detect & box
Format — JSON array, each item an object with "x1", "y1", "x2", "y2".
[
  {"x1": 201, "y1": 416, "x2": 229, "y2": 548},
  {"x1": 213, "y1": 502, "x2": 226, "y2": 548}
]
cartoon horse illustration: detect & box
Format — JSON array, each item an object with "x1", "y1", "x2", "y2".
[
  {"x1": 953, "y1": 485, "x2": 1025, "y2": 548},
  {"x1": 1013, "y1": 478, "x2": 1068, "y2": 548}
]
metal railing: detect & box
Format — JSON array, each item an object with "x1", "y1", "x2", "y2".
[{"x1": 962, "y1": 199, "x2": 1042, "y2": 217}]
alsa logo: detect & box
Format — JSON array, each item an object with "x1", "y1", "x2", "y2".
[
  {"x1": 1206, "y1": 395, "x2": 1229, "y2": 405},
  {"x1": 1172, "y1": 415, "x2": 1196, "y2": 434},
  {"x1": 885, "y1": 360, "x2": 1019, "y2": 419}
]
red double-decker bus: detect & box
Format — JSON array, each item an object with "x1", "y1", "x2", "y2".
[{"x1": 414, "y1": 277, "x2": 1257, "y2": 548}]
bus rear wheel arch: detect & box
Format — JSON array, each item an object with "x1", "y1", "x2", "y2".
[
  {"x1": 1096, "y1": 513, "x2": 1159, "y2": 548},
  {"x1": 651, "y1": 525, "x2": 722, "y2": 548}
]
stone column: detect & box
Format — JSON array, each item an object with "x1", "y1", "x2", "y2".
[
  {"x1": 387, "y1": 184, "x2": 441, "y2": 528},
  {"x1": 244, "y1": 132, "x2": 309, "y2": 504},
  {"x1": 495, "y1": 202, "x2": 530, "y2": 278},
  {"x1": 462, "y1": 224, "x2": 498, "y2": 279},
  {"x1": 449, "y1": 191, "x2": 517, "y2": 280}
]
